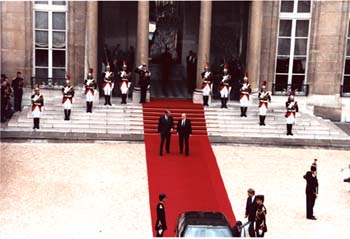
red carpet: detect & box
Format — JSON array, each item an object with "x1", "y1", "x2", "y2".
[{"x1": 143, "y1": 100, "x2": 236, "y2": 237}]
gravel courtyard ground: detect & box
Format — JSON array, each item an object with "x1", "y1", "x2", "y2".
[{"x1": 1, "y1": 142, "x2": 349, "y2": 238}]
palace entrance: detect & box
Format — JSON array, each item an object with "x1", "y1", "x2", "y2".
[{"x1": 98, "y1": 1, "x2": 249, "y2": 100}]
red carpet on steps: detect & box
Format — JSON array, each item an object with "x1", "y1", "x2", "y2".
[{"x1": 142, "y1": 100, "x2": 236, "y2": 237}]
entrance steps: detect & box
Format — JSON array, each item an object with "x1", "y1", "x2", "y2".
[
  {"x1": 3, "y1": 88, "x2": 144, "y2": 135},
  {"x1": 1, "y1": 88, "x2": 349, "y2": 147},
  {"x1": 204, "y1": 101, "x2": 349, "y2": 140}
]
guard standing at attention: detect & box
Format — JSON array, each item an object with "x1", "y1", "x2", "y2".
[
  {"x1": 201, "y1": 63, "x2": 213, "y2": 107},
  {"x1": 155, "y1": 193, "x2": 167, "y2": 237},
  {"x1": 62, "y1": 78, "x2": 75, "y2": 120},
  {"x1": 31, "y1": 86, "x2": 44, "y2": 129},
  {"x1": 258, "y1": 81, "x2": 271, "y2": 126},
  {"x1": 240, "y1": 73, "x2": 251, "y2": 117}
]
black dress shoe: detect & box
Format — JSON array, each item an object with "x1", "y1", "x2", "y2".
[{"x1": 307, "y1": 216, "x2": 317, "y2": 220}]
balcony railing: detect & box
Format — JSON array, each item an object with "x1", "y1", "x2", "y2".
[
  {"x1": 31, "y1": 77, "x2": 67, "y2": 89},
  {"x1": 341, "y1": 85, "x2": 350, "y2": 97},
  {"x1": 272, "y1": 83, "x2": 309, "y2": 96}
]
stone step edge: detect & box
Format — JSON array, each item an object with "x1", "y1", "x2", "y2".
[{"x1": 1, "y1": 131, "x2": 349, "y2": 149}]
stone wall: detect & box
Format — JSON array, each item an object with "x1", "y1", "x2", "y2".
[
  {"x1": 260, "y1": 0, "x2": 279, "y2": 91},
  {"x1": 67, "y1": 1, "x2": 86, "y2": 85},
  {"x1": 0, "y1": 1, "x2": 32, "y2": 85},
  {"x1": 308, "y1": 0, "x2": 350, "y2": 96}
]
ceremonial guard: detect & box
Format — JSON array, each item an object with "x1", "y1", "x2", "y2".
[
  {"x1": 255, "y1": 195, "x2": 267, "y2": 237},
  {"x1": 85, "y1": 68, "x2": 96, "y2": 113},
  {"x1": 118, "y1": 62, "x2": 132, "y2": 104},
  {"x1": 285, "y1": 91, "x2": 299, "y2": 136},
  {"x1": 219, "y1": 64, "x2": 231, "y2": 109},
  {"x1": 135, "y1": 63, "x2": 151, "y2": 104},
  {"x1": 303, "y1": 159, "x2": 318, "y2": 220},
  {"x1": 155, "y1": 193, "x2": 167, "y2": 237},
  {"x1": 201, "y1": 64, "x2": 213, "y2": 107},
  {"x1": 31, "y1": 86, "x2": 44, "y2": 129},
  {"x1": 102, "y1": 64, "x2": 114, "y2": 106},
  {"x1": 62, "y1": 78, "x2": 74, "y2": 120},
  {"x1": 258, "y1": 81, "x2": 271, "y2": 126},
  {"x1": 240, "y1": 73, "x2": 251, "y2": 117}
]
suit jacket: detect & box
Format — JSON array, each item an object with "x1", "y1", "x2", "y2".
[
  {"x1": 158, "y1": 115, "x2": 174, "y2": 135},
  {"x1": 304, "y1": 171, "x2": 319, "y2": 194},
  {"x1": 245, "y1": 196, "x2": 257, "y2": 222},
  {"x1": 177, "y1": 119, "x2": 192, "y2": 137},
  {"x1": 155, "y1": 202, "x2": 167, "y2": 231}
]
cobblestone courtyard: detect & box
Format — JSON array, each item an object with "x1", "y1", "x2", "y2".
[{"x1": 1, "y1": 142, "x2": 349, "y2": 238}]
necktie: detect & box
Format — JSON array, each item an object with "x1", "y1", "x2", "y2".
[{"x1": 182, "y1": 120, "x2": 185, "y2": 126}]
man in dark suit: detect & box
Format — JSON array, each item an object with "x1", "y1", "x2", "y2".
[
  {"x1": 155, "y1": 193, "x2": 167, "y2": 237},
  {"x1": 303, "y1": 162, "x2": 318, "y2": 220},
  {"x1": 245, "y1": 188, "x2": 257, "y2": 237},
  {"x1": 158, "y1": 110, "x2": 174, "y2": 156},
  {"x1": 12, "y1": 71, "x2": 24, "y2": 112},
  {"x1": 176, "y1": 113, "x2": 192, "y2": 156}
]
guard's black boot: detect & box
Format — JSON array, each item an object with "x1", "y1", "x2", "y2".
[
  {"x1": 64, "y1": 109, "x2": 68, "y2": 120},
  {"x1": 68, "y1": 109, "x2": 71, "y2": 120},
  {"x1": 240, "y1": 107, "x2": 244, "y2": 117},
  {"x1": 224, "y1": 98, "x2": 228, "y2": 108},
  {"x1": 104, "y1": 96, "x2": 108, "y2": 105},
  {"x1": 37, "y1": 118, "x2": 40, "y2": 129},
  {"x1": 244, "y1": 107, "x2": 248, "y2": 117},
  {"x1": 108, "y1": 96, "x2": 112, "y2": 106},
  {"x1": 259, "y1": 116, "x2": 263, "y2": 125},
  {"x1": 262, "y1": 116, "x2": 266, "y2": 126},
  {"x1": 90, "y1": 102, "x2": 93, "y2": 113},
  {"x1": 86, "y1": 102, "x2": 89, "y2": 113},
  {"x1": 221, "y1": 98, "x2": 224, "y2": 108}
]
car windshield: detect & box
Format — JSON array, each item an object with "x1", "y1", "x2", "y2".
[{"x1": 184, "y1": 225, "x2": 232, "y2": 237}]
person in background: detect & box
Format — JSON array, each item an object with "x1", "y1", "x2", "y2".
[
  {"x1": 84, "y1": 68, "x2": 97, "y2": 113},
  {"x1": 255, "y1": 195, "x2": 267, "y2": 237},
  {"x1": 285, "y1": 91, "x2": 299, "y2": 136},
  {"x1": 245, "y1": 188, "x2": 257, "y2": 237},
  {"x1": 258, "y1": 81, "x2": 271, "y2": 126},
  {"x1": 12, "y1": 71, "x2": 24, "y2": 112},
  {"x1": 231, "y1": 220, "x2": 243, "y2": 237},
  {"x1": 239, "y1": 73, "x2": 251, "y2": 117},
  {"x1": 61, "y1": 78, "x2": 74, "y2": 120},
  {"x1": 304, "y1": 159, "x2": 318, "y2": 220},
  {"x1": 155, "y1": 193, "x2": 167, "y2": 237},
  {"x1": 135, "y1": 63, "x2": 151, "y2": 104},
  {"x1": 31, "y1": 86, "x2": 44, "y2": 129}
]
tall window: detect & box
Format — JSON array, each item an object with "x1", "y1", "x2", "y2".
[
  {"x1": 33, "y1": 1, "x2": 67, "y2": 84},
  {"x1": 274, "y1": 0, "x2": 311, "y2": 94},
  {"x1": 342, "y1": 20, "x2": 350, "y2": 96}
]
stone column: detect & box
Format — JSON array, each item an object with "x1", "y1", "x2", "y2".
[
  {"x1": 136, "y1": 1, "x2": 149, "y2": 67},
  {"x1": 193, "y1": 0, "x2": 212, "y2": 104},
  {"x1": 134, "y1": 0, "x2": 150, "y2": 102},
  {"x1": 245, "y1": 0, "x2": 263, "y2": 91},
  {"x1": 86, "y1": 1, "x2": 98, "y2": 80}
]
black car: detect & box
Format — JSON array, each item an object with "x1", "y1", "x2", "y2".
[{"x1": 175, "y1": 211, "x2": 233, "y2": 237}]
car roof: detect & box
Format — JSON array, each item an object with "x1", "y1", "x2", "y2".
[{"x1": 179, "y1": 211, "x2": 230, "y2": 226}]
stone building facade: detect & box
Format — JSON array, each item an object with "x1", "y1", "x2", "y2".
[{"x1": 1, "y1": 0, "x2": 349, "y2": 121}]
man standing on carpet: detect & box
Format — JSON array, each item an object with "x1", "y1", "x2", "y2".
[
  {"x1": 158, "y1": 110, "x2": 174, "y2": 156},
  {"x1": 155, "y1": 193, "x2": 167, "y2": 237},
  {"x1": 245, "y1": 188, "x2": 257, "y2": 237},
  {"x1": 177, "y1": 113, "x2": 192, "y2": 156}
]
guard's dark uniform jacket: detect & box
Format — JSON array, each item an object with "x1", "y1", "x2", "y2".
[{"x1": 155, "y1": 202, "x2": 167, "y2": 237}]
